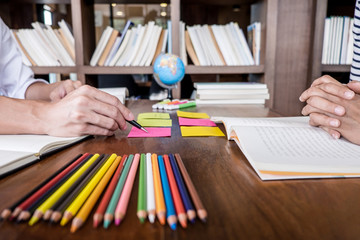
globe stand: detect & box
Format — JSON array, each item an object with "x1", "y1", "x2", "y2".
[{"x1": 166, "y1": 88, "x2": 173, "y2": 100}]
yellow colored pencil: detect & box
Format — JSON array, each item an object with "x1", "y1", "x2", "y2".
[
  {"x1": 70, "y1": 156, "x2": 121, "y2": 233},
  {"x1": 28, "y1": 154, "x2": 101, "y2": 226},
  {"x1": 151, "y1": 153, "x2": 166, "y2": 225},
  {"x1": 60, "y1": 154, "x2": 117, "y2": 226}
]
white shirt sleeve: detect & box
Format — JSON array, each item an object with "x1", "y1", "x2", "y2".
[{"x1": 0, "y1": 18, "x2": 48, "y2": 99}]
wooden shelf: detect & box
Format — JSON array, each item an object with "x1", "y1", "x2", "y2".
[
  {"x1": 185, "y1": 65, "x2": 265, "y2": 74},
  {"x1": 80, "y1": 66, "x2": 154, "y2": 75},
  {"x1": 321, "y1": 64, "x2": 351, "y2": 72},
  {"x1": 31, "y1": 66, "x2": 77, "y2": 74}
]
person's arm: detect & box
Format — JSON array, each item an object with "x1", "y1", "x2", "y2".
[
  {"x1": 0, "y1": 85, "x2": 135, "y2": 137},
  {"x1": 25, "y1": 80, "x2": 82, "y2": 101}
]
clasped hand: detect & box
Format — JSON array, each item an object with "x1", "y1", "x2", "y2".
[{"x1": 300, "y1": 75, "x2": 360, "y2": 145}]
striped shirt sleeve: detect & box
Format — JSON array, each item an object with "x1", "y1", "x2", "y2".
[{"x1": 350, "y1": 0, "x2": 360, "y2": 81}]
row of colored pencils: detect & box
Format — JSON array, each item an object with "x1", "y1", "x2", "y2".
[
  {"x1": 136, "y1": 153, "x2": 207, "y2": 230},
  {"x1": 0, "y1": 152, "x2": 206, "y2": 232}
]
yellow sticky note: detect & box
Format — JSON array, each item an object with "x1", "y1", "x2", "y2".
[
  {"x1": 180, "y1": 126, "x2": 225, "y2": 137},
  {"x1": 137, "y1": 112, "x2": 170, "y2": 120},
  {"x1": 137, "y1": 119, "x2": 172, "y2": 127},
  {"x1": 177, "y1": 110, "x2": 210, "y2": 119}
]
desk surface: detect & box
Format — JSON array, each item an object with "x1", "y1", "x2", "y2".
[{"x1": 1, "y1": 100, "x2": 359, "y2": 240}]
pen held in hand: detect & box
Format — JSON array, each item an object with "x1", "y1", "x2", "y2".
[{"x1": 126, "y1": 120, "x2": 148, "y2": 133}]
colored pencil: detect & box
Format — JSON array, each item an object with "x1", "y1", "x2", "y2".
[
  {"x1": 151, "y1": 153, "x2": 166, "y2": 225},
  {"x1": 146, "y1": 153, "x2": 156, "y2": 223},
  {"x1": 60, "y1": 154, "x2": 117, "y2": 226},
  {"x1": 0, "y1": 153, "x2": 83, "y2": 221},
  {"x1": 163, "y1": 154, "x2": 187, "y2": 228},
  {"x1": 158, "y1": 155, "x2": 177, "y2": 230},
  {"x1": 93, "y1": 155, "x2": 127, "y2": 228},
  {"x1": 49, "y1": 154, "x2": 108, "y2": 223},
  {"x1": 70, "y1": 155, "x2": 122, "y2": 233},
  {"x1": 169, "y1": 153, "x2": 196, "y2": 223},
  {"x1": 17, "y1": 154, "x2": 93, "y2": 222},
  {"x1": 28, "y1": 154, "x2": 101, "y2": 226},
  {"x1": 8, "y1": 153, "x2": 89, "y2": 221},
  {"x1": 174, "y1": 153, "x2": 207, "y2": 222},
  {"x1": 114, "y1": 153, "x2": 140, "y2": 225},
  {"x1": 137, "y1": 153, "x2": 147, "y2": 223},
  {"x1": 103, "y1": 154, "x2": 134, "y2": 229}
]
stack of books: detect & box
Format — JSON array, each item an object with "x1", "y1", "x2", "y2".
[
  {"x1": 185, "y1": 22, "x2": 261, "y2": 66},
  {"x1": 11, "y1": 20, "x2": 75, "y2": 66},
  {"x1": 90, "y1": 21, "x2": 167, "y2": 67},
  {"x1": 194, "y1": 82, "x2": 269, "y2": 105},
  {"x1": 322, "y1": 16, "x2": 354, "y2": 65}
]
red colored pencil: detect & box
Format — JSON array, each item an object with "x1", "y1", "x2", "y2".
[
  {"x1": 92, "y1": 155, "x2": 127, "y2": 228},
  {"x1": 163, "y1": 154, "x2": 187, "y2": 228},
  {"x1": 9, "y1": 153, "x2": 90, "y2": 220}
]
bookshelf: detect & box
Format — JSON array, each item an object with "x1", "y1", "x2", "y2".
[
  {"x1": 310, "y1": 0, "x2": 355, "y2": 83},
  {"x1": 2, "y1": 0, "x2": 328, "y2": 116}
]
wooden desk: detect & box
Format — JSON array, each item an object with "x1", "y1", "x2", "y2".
[{"x1": 1, "y1": 100, "x2": 359, "y2": 240}]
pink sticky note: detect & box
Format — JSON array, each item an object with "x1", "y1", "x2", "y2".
[
  {"x1": 178, "y1": 117, "x2": 217, "y2": 127},
  {"x1": 127, "y1": 127, "x2": 171, "y2": 138}
]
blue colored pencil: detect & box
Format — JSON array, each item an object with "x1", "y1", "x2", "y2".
[
  {"x1": 158, "y1": 155, "x2": 177, "y2": 230},
  {"x1": 169, "y1": 154, "x2": 196, "y2": 223}
]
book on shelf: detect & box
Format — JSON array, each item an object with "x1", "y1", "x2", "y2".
[
  {"x1": 152, "y1": 29, "x2": 168, "y2": 65},
  {"x1": 212, "y1": 116, "x2": 360, "y2": 180},
  {"x1": 0, "y1": 135, "x2": 89, "y2": 177},
  {"x1": 322, "y1": 16, "x2": 353, "y2": 65},
  {"x1": 11, "y1": 20, "x2": 75, "y2": 67},
  {"x1": 247, "y1": 22, "x2": 261, "y2": 65},
  {"x1": 108, "y1": 20, "x2": 134, "y2": 66},
  {"x1": 90, "y1": 26, "x2": 113, "y2": 66},
  {"x1": 98, "y1": 87, "x2": 129, "y2": 104},
  {"x1": 185, "y1": 30, "x2": 200, "y2": 66},
  {"x1": 97, "y1": 28, "x2": 119, "y2": 66}
]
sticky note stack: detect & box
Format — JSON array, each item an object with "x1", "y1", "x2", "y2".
[
  {"x1": 127, "y1": 113, "x2": 172, "y2": 138},
  {"x1": 177, "y1": 111, "x2": 225, "y2": 137}
]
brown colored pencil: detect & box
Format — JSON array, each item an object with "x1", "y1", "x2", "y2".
[{"x1": 174, "y1": 153, "x2": 207, "y2": 222}]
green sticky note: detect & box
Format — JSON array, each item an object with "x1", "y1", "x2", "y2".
[
  {"x1": 137, "y1": 112, "x2": 170, "y2": 120},
  {"x1": 137, "y1": 119, "x2": 172, "y2": 127}
]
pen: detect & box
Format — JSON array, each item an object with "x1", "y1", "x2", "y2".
[{"x1": 126, "y1": 120, "x2": 148, "y2": 133}]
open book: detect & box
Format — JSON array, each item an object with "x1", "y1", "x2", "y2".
[
  {"x1": 212, "y1": 116, "x2": 360, "y2": 180},
  {"x1": 0, "y1": 135, "x2": 89, "y2": 177}
]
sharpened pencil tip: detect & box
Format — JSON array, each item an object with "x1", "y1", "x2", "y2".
[
  {"x1": 103, "y1": 220, "x2": 110, "y2": 229},
  {"x1": 139, "y1": 217, "x2": 145, "y2": 223},
  {"x1": 114, "y1": 219, "x2": 120, "y2": 226},
  {"x1": 148, "y1": 214, "x2": 155, "y2": 223},
  {"x1": 170, "y1": 223, "x2": 177, "y2": 230},
  {"x1": 60, "y1": 218, "x2": 69, "y2": 226},
  {"x1": 28, "y1": 217, "x2": 39, "y2": 226},
  {"x1": 93, "y1": 220, "x2": 98, "y2": 228}
]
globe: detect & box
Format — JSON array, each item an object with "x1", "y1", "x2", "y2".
[{"x1": 153, "y1": 53, "x2": 185, "y2": 99}]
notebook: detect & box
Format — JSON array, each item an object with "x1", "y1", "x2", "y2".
[
  {"x1": 212, "y1": 116, "x2": 360, "y2": 180},
  {"x1": 0, "y1": 135, "x2": 89, "y2": 177}
]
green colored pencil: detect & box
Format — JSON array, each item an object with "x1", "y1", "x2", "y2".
[
  {"x1": 103, "y1": 154, "x2": 134, "y2": 229},
  {"x1": 137, "y1": 153, "x2": 147, "y2": 223}
]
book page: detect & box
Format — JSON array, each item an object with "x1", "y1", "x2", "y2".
[{"x1": 233, "y1": 125, "x2": 360, "y2": 174}]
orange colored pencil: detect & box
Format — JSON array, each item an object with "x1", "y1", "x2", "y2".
[
  {"x1": 163, "y1": 154, "x2": 187, "y2": 228},
  {"x1": 93, "y1": 155, "x2": 127, "y2": 228},
  {"x1": 174, "y1": 153, "x2": 207, "y2": 222},
  {"x1": 70, "y1": 155, "x2": 122, "y2": 233},
  {"x1": 151, "y1": 153, "x2": 166, "y2": 225}
]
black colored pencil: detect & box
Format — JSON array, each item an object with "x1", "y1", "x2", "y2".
[
  {"x1": 50, "y1": 154, "x2": 110, "y2": 223},
  {"x1": 42, "y1": 154, "x2": 107, "y2": 221},
  {"x1": 16, "y1": 154, "x2": 94, "y2": 222},
  {"x1": 0, "y1": 154, "x2": 83, "y2": 221}
]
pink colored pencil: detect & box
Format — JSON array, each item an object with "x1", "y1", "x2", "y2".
[{"x1": 114, "y1": 153, "x2": 140, "y2": 225}]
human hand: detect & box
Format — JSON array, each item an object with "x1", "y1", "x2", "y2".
[
  {"x1": 300, "y1": 75, "x2": 360, "y2": 144},
  {"x1": 40, "y1": 85, "x2": 134, "y2": 137},
  {"x1": 49, "y1": 80, "x2": 82, "y2": 102}
]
